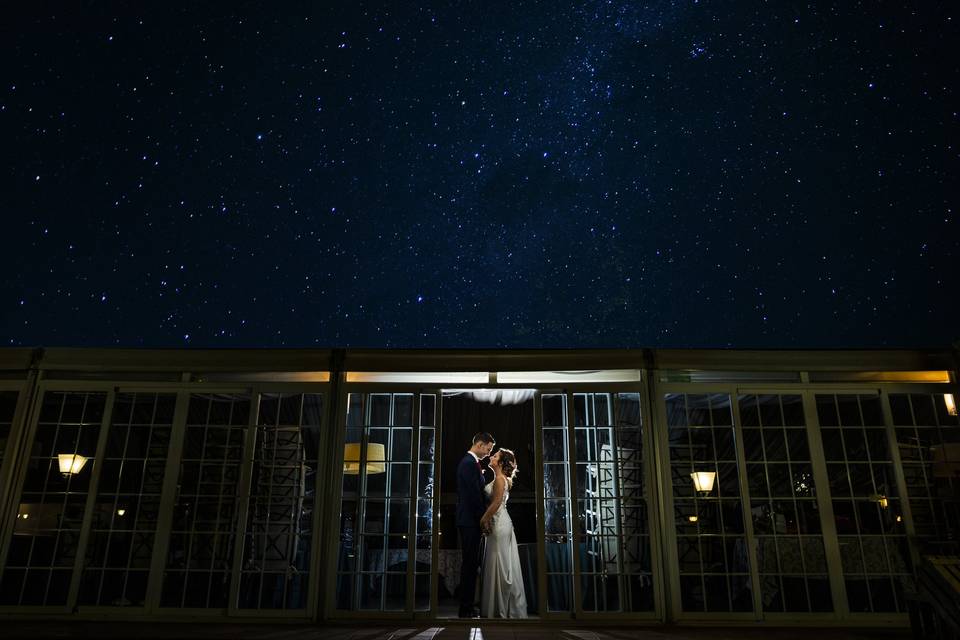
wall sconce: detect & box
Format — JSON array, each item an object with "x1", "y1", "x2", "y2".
[
  {"x1": 58, "y1": 453, "x2": 88, "y2": 476},
  {"x1": 690, "y1": 470, "x2": 716, "y2": 494},
  {"x1": 343, "y1": 443, "x2": 386, "y2": 475},
  {"x1": 945, "y1": 394, "x2": 957, "y2": 417},
  {"x1": 870, "y1": 494, "x2": 889, "y2": 509}
]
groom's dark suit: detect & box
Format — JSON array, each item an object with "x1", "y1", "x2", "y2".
[{"x1": 456, "y1": 451, "x2": 494, "y2": 616}]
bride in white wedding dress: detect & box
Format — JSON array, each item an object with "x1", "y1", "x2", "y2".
[{"x1": 479, "y1": 448, "x2": 528, "y2": 618}]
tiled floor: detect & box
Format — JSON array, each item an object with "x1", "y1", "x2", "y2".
[{"x1": 0, "y1": 622, "x2": 914, "y2": 640}]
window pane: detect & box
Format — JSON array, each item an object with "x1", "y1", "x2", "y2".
[
  {"x1": 161, "y1": 393, "x2": 249, "y2": 609},
  {"x1": 667, "y1": 393, "x2": 751, "y2": 613},
  {"x1": 80, "y1": 393, "x2": 176, "y2": 607},
  {"x1": 2, "y1": 391, "x2": 107, "y2": 606},
  {"x1": 238, "y1": 393, "x2": 323, "y2": 610}
]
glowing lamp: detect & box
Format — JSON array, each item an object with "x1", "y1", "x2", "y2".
[
  {"x1": 870, "y1": 494, "x2": 889, "y2": 509},
  {"x1": 58, "y1": 454, "x2": 88, "y2": 476},
  {"x1": 343, "y1": 443, "x2": 386, "y2": 475},
  {"x1": 945, "y1": 394, "x2": 957, "y2": 417},
  {"x1": 687, "y1": 515, "x2": 699, "y2": 523},
  {"x1": 117, "y1": 509, "x2": 126, "y2": 517},
  {"x1": 690, "y1": 470, "x2": 716, "y2": 494}
]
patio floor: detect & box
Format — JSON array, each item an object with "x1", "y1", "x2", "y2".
[{"x1": 0, "y1": 621, "x2": 915, "y2": 640}]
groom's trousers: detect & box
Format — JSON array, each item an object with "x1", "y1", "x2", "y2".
[{"x1": 458, "y1": 525, "x2": 483, "y2": 614}]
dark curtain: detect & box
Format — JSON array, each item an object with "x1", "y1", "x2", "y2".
[{"x1": 439, "y1": 392, "x2": 535, "y2": 498}]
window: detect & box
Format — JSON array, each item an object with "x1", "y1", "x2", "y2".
[
  {"x1": 79, "y1": 393, "x2": 176, "y2": 607},
  {"x1": 237, "y1": 393, "x2": 323, "y2": 610},
  {"x1": 161, "y1": 393, "x2": 250, "y2": 608},
  {"x1": 0, "y1": 392, "x2": 106, "y2": 606},
  {"x1": 889, "y1": 393, "x2": 960, "y2": 555},
  {"x1": 666, "y1": 393, "x2": 753, "y2": 613},
  {"x1": 817, "y1": 393, "x2": 909, "y2": 613},
  {"x1": 740, "y1": 394, "x2": 831, "y2": 613}
]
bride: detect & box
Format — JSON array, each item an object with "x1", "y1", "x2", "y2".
[{"x1": 479, "y1": 448, "x2": 528, "y2": 618}]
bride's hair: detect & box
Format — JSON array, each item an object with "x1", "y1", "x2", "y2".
[{"x1": 497, "y1": 448, "x2": 518, "y2": 490}]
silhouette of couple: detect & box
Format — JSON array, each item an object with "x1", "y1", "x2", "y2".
[{"x1": 455, "y1": 432, "x2": 527, "y2": 618}]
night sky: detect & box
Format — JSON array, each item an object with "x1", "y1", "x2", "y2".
[{"x1": 2, "y1": 3, "x2": 957, "y2": 349}]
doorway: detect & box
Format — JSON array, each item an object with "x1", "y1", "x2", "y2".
[
  {"x1": 331, "y1": 387, "x2": 657, "y2": 619},
  {"x1": 436, "y1": 389, "x2": 538, "y2": 618}
]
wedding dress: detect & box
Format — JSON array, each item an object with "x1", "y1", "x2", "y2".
[{"x1": 481, "y1": 479, "x2": 528, "y2": 618}]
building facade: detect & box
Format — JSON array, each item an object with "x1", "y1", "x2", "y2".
[{"x1": 0, "y1": 347, "x2": 956, "y2": 625}]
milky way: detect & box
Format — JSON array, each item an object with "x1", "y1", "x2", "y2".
[{"x1": 1, "y1": 3, "x2": 957, "y2": 348}]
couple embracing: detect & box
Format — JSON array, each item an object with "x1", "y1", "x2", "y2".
[{"x1": 456, "y1": 432, "x2": 528, "y2": 618}]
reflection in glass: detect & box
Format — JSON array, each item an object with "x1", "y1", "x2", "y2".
[
  {"x1": 237, "y1": 393, "x2": 323, "y2": 610},
  {"x1": 666, "y1": 393, "x2": 752, "y2": 613},
  {"x1": 740, "y1": 394, "x2": 832, "y2": 613},
  {"x1": 1, "y1": 391, "x2": 106, "y2": 606},
  {"x1": 817, "y1": 394, "x2": 910, "y2": 613},
  {"x1": 161, "y1": 393, "x2": 249, "y2": 608},
  {"x1": 575, "y1": 393, "x2": 653, "y2": 612},
  {"x1": 80, "y1": 393, "x2": 175, "y2": 607},
  {"x1": 336, "y1": 393, "x2": 427, "y2": 612},
  {"x1": 890, "y1": 393, "x2": 960, "y2": 556}
]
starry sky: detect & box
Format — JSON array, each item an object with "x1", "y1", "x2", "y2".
[{"x1": 1, "y1": 3, "x2": 957, "y2": 349}]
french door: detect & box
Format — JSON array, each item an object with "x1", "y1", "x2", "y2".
[
  {"x1": 332, "y1": 390, "x2": 438, "y2": 615},
  {"x1": 535, "y1": 389, "x2": 660, "y2": 619},
  {"x1": 330, "y1": 386, "x2": 660, "y2": 619}
]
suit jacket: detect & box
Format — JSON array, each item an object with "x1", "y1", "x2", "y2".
[{"x1": 455, "y1": 452, "x2": 494, "y2": 528}]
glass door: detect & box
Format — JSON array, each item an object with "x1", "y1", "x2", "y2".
[
  {"x1": 334, "y1": 391, "x2": 436, "y2": 615},
  {"x1": 739, "y1": 393, "x2": 834, "y2": 614},
  {"x1": 537, "y1": 389, "x2": 657, "y2": 618},
  {"x1": 434, "y1": 389, "x2": 538, "y2": 618}
]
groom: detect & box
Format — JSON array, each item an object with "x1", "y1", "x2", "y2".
[{"x1": 456, "y1": 431, "x2": 496, "y2": 618}]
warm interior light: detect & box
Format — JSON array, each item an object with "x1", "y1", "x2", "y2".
[
  {"x1": 496, "y1": 369, "x2": 642, "y2": 383},
  {"x1": 58, "y1": 453, "x2": 88, "y2": 475},
  {"x1": 945, "y1": 394, "x2": 957, "y2": 417},
  {"x1": 870, "y1": 494, "x2": 889, "y2": 509},
  {"x1": 690, "y1": 470, "x2": 716, "y2": 494},
  {"x1": 117, "y1": 509, "x2": 126, "y2": 517},
  {"x1": 896, "y1": 515, "x2": 902, "y2": 523},
  {"x1": 343, "y1": 443, "x2": 386, "y2": 475},
  {"x1": 346, "y1": 371, "x2": 488, "y2": 383},
  {"x1": 687, "y1": 515, "x2": 698, "y2": 523}
]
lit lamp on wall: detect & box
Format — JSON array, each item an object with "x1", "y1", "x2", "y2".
[
  {"x1": 342, "y1": 443, "x2": 386, "y2": 475},
  {"x1": 945, "y1": 394, "x2": 957, "y2": 417},
  {"x1": 690, "y1": 470, "x2": 716, "y2": 494},
  {"x1": 57, "y1": 453, "x2": 88, "y2": 476}
]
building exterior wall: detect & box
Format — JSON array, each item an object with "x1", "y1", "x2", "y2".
[{"x1": 0, "y1": 347, "x2": 955, "y2": 624}]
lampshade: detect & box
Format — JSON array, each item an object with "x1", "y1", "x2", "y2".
[
  {"x1": 945, "y1": 393, "x2": 957, "y2": 417},
  {"x1": 343, "y1": 443, "x2": 386, "y2": 475},
  {"x1": 690, "y1": 470, "x2": 716, "y2": 493},
  {"x1": 58, "y1": 453, "x2": 88, "y2": 475}
]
